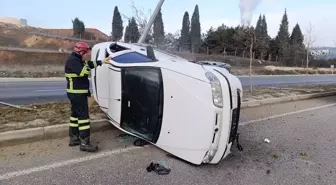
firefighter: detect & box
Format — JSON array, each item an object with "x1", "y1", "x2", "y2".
[{"x1": 65, "y1": 42, "x2": 110, "y2": 152}]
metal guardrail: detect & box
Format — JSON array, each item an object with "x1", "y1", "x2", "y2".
[{"x1": 0, "y1": 46, "x2": 71, "y2": 53}]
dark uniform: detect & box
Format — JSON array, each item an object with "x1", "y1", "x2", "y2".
[{"x1": 65, "y1": 51, "x2": 103, "y2": 152}]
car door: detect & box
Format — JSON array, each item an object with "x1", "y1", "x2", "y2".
[
  {"x1": 107, "y1": 64, "x2": 122, "y2": 124},
  {"x1": 92, "y1": 48, "x2": 110, "y2": 110},
  {"x1": 106, "y1": 50, "x2": 163, "y2": 141},
  {"x1": 119, "y1": 67, "x2": 163, "y2": 143}
]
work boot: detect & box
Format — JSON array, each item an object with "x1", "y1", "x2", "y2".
[
  {"x1": 69, "y1": 130, "x2": 80, "y2": 147},
  {"x1": 69, "y1": 136, "x2": 81, "y2": 146},
  {"x1": 79, "y1": 136, "x2": 98, "y2": 152}
]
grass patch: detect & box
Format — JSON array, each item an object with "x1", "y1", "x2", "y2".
[{"x1": 0, "y1": 101, "x2": 105, "y2": 132}]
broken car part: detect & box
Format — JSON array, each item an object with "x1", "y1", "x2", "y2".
[{"x1": 146, "y1": 162, "x2": 171, "y2": 175}]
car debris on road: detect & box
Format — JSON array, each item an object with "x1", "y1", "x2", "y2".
[{"x1": 146, "y1": 162, "x2": 171, "y2": 175}]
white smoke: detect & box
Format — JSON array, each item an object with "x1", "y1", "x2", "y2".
[{"x1": 239, "y1": 0, "x2": 262, "y2": 27}]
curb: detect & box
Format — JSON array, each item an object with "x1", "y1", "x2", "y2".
[
  {"x1": 1, "y1": 91, "x2": 336, "y2": 147},
  {"x1": 241, "y1": 91, "x2": 336, "y2": 108},
  {"x1": 0, "y1": 119, "x2": 112, "y2": 147}
]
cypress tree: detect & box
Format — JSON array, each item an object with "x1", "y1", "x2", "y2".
[
  {"x1": 276, "y1": 9, "x2": 291, "y2": 63},
  {"x1": 124, "y1": 20, "x2": 131, "y2": 43},
  {"x1": 190, "y1": 5, "x2": 201, "y2": 53},
  {"x1": 129, "y1": 17, "x2": 140, "y2": 43},
  {"x1": 289, "y1": 23, "x2": 305, "y2": 65},
  {"x1": 153, "y1": 9, "x2": 165, "y2": 47},
  {"x1": 290, "y1": 23, "x2": 304, "y2": 47},
  {"x1": 261, "y1": 15, "x2": 268, "y2": 39},
  {"x1": 112, "y1": 6, "x2": 124, "y2": 41},
  {"x1": 72, "y1": 17, "x2": 84, "y2": 37},
  {"x1": 180, "y1": 11, "x2": 190, "y2": 52}
]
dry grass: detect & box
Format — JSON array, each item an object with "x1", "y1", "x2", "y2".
[
  {"x1": 242, "y1": 84, "x2": 336, "y2": 102},
  {"x1": 0, "y1": 101, "x2": 105, "y2": 132},
  {"x1": 263, "y1": 65, "x2": 334, "y2": 75}
]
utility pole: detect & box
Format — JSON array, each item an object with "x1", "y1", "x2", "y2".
[{"x1": 138, "y1": 0, "x2": 165, "y2": 44}]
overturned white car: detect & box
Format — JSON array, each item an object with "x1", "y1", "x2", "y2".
[{"x1": 90, "y1": 41, "x2": 243, "y2": 165}]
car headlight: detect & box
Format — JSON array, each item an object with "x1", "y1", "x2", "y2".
[
  {"x1": 205, "y1": 72, "x2": 223, "y2": 108},
  {"x1": 202, "y1": 149, "x2": 218, "y2": 163}
]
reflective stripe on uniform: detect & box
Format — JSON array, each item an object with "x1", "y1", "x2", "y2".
[
  {"x1": 65, "y1": 72, "x2": 89, "y2": 94},
  {"x1": 66, "y1": 89, "x2": 89, "y2": 93},
  {"x1": 78, "y1": 119, "x2": 90, "y2": 131},
  {"x1": 79, "y1": 125, "x2": 90, "y2": 130},
  {"x1": 70, "y1": 123, "x2": 78, "y2": 127},
  {"x1": 70, "y1": 117, "x2": 78, "y2": 127},
  {"x1": 70, "y1": 117, "x2": 78, "y2": 121},
  {"x1": 79, "y1": 65, "x2": 90, "y2": 76}
]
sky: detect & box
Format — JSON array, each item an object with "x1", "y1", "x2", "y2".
[{"x1": 0, "y1": 0, "x2": 335, "y2": 47}]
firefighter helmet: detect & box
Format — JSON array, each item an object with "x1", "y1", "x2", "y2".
[{"x1": 74, "y1": 42, "x2": 91, "y2": 54}]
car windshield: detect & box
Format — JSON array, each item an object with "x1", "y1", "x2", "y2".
[{"x1": 112, "y1": 52, "x2": 155, "y2": 63}]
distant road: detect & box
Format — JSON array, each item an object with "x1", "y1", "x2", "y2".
[{"x1": 1, "y1": 75, "x2": 336, "y2": 105}]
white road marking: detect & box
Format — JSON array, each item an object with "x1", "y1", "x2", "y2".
[
  {"x1": 239, "y1": 103, "x2": 336, "y2": 126},
  {"x1": 35, "y1": 89, "x2": 64, "y2": 92},
  {"x1": 0, "y1": 146, "x2": 141, "y2": 181}
]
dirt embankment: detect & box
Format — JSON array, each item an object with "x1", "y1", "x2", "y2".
[
  {"x1": 0, "y1": 50, "x2": 68, "y2": 65},
  {"x1": 0, "y1": 23, "x2": 109, "y2": 50},
  {"x1": 0, "y1": 50, "x2": 69, "y2": 77}
]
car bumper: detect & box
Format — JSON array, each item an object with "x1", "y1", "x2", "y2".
[{"x1": 207, "y1": 69, "x2": 242, "y2": 164}]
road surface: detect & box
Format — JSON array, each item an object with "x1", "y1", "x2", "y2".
[
  {"x1": 1, "y1": 75, "x2": 336, "y2": 105},
  {"x1": 0, "y1": 96, "x2": 335, "y2": 185}
]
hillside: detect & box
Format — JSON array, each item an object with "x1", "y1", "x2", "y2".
[
  {"x1": 0, "y1": 22, "x2": 109, "y2": 50},
  {"x1": 41, "y1": 28, "x2": 109, "y2": 41}
]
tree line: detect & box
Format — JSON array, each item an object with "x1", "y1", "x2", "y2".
[
  {"x1": 203, "y1": 10, "x2": 312, "y2": 67},
  {"x1": 73, "y1": 5, "x2": 333, "y2": 67},
  {"x1": 111, "y1": 5, "x2": 165, "y2": 46}
]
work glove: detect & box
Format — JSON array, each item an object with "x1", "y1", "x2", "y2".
[
  {"x1": 95, "y1": 57, "x2": 111, "y2": 66},
  {"x1": 104, "y1": 56, "x2": 111, "y2": 64}
]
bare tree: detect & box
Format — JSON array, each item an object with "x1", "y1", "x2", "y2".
[
  {"x1": 248, "y1": 27, "x2": 256, "y2": 92},
  {"x1": 303, "y1": 22, "x2": 316, "y2": 73},
  {"x1": 122, "y1": 0, "x2": 152, "y2": 36}
]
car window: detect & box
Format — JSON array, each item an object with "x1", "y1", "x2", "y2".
[{"x1": 112, "y1": 52, "x2": 154, "y2": 63}]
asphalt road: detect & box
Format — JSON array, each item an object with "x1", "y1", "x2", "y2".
[
  {"x1": 1, "y1": 75, "x2": 336, "y2": 105},
  {"x1": 0, "y1": 96, "x2": 336, "y2": 185}
]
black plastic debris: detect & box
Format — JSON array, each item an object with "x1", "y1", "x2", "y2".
[
  {"x1": 146, "y1": 162, "x2": 171, "y2": 175},
  {"x1": 236, "y1": 133, "x2": 243, "y2": 151},
  {"x1": 134, "y1": 139, "x2": 149, "y2": 147}
]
